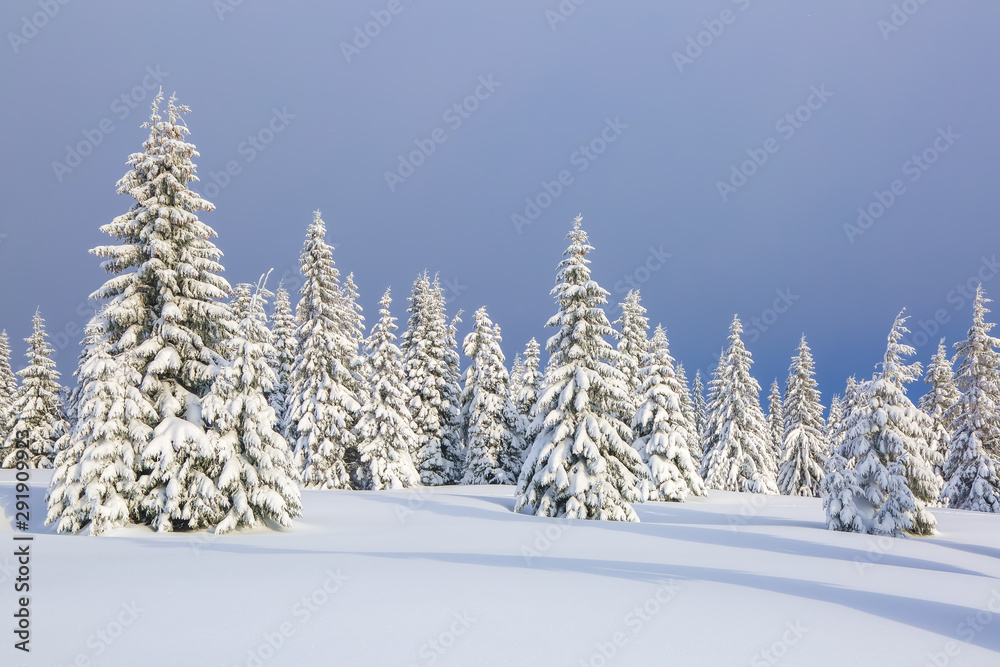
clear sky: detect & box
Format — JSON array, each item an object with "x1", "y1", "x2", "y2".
[{"x1": 1, "y1": 0, "x2": 997, "y2": 407}]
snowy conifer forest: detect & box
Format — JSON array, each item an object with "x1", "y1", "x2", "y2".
[{"x1": 3, "y1": 2, "x2": 1000, "y2": 666}]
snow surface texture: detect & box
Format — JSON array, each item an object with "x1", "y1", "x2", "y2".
[{"x1": 4, "y1": 470, "x2": 999, "y2": 667}]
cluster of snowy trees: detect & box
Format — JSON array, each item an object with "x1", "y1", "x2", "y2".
[{"x1": 1, "y1": 93, "x2": 996, "y2": 538}]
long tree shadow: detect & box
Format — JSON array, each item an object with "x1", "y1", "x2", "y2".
[{"x1": 339, "y1": 550, "x2": 1000, "y2": 654}]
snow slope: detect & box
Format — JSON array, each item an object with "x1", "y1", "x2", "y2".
[{"x1": 2, "y1": 470, "x2": 999, "y2": 667}]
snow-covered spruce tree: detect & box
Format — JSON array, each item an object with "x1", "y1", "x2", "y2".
[
  {"x1": 87, "y1": 92, "x2": 234, "y2": 531},
  {"x1": 942, "y1": 287, "x2": 1000, "y2": 511},
  {"x1": 631, "y1": 325, "x2": 706, "y2": 501},
  {"x1": 692, "y1": 370, "x2": 707, "y2": 450},
  {"x1": 354, "y1": 288, "x2": 421, "y2": 490},
  {"x1": 827, "y1": 313, "x2": 939, "y2": 536},
  {"x1": 46, "y1": 315, "x2": 158, "y2": 535},
  {"x1": 1, "y1": 311, "x2": 67, "y2": 469},
  {"x1": 269, "y1": 286, "x2": 297, "y2": 436},
  {"x1": 777, "y1": 336, "x2": 828, "y2": 497},
  {"x1": 460, "y1": 307, "x2": 525, "y2": 484},
  {"x1": 287, "y1": 211, "x2": 362, "y2": 489},
  {"x1": 919, "y1": 339, "x2": 961, "y2": 481},
  {"x1": 509, "y1": 354, "x2": 525, "y2": 408},
  {"x1": 202, "y1": 278, "x2": 302, "y2": 533},
  {"x1": 674, "y1": 362, "x2": 702, "y2": 466},
  {"x1": 517, "y1": 338, "x2": 542, "y2": 418},
  {"x1": 0, "y1": 331, "x2": 17, "y2": 441},
  {"x1": 401, "y1": 272, "x2": 464, "y2": 485},
  {"x1": 767, "y1": 379, "x2": 784, "y2": 466},
  {"x1": 515, "y1": 216, "x2": 647, "y2": 522},
  {"x1": 826, "y1": 395, "x2": 843, "y2": 445},
  {"x1": 614, "y1": 289, "x2": 649, "y2": 422},
  {"x1": 700, "y1": 316, "x2": 778, "y2": 493}
]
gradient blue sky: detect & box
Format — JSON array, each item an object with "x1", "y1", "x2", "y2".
[{"x1": 1, "y1": 0, "x2": 997, "y2": 407}]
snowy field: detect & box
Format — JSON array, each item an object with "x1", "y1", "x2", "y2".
[{"x1": 3, "y1": 470, "x2": 1000, "y2": 667}]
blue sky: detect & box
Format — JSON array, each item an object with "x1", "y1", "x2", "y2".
[{"x1": 1, "y1": 0, "x2": 997, "y2": 406}]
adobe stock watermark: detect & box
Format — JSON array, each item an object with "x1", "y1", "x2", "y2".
[
  {"x1": 900, "y1": 256, "x2": 1000, "y2": 351},
  {"x1": 544, "y1": 0, "x2": 598, "y2": 31},
  {"x1": 672, "y1": 0, "x2": 754, "y2": 74},
  {"x1": 877, "y1": 0, "x2": 934, "y2": 41},
  {"x1": 613, "y1": 246, "x2": 672, "y2": 296},
  {"x1": 406, "y1": 611, "x2": 477, "y2": 667},
  {"x1": 340, "y1": 0, "x2": 420, "y2": 64},
  {"x1": 576, "y1": 580, "x2": 681, "y2": 667},
  {"x1": 202, "y1": 107, "x2": 296, "y2": 199},
  {"x1": 384, "y1": 75, "x2": 502, "y2": 192},
  {"x1": 843, "y1": 126, "x2": 959, "y2": 244},
  {"x1": 51, "y1": 66, "x2": 170, "y2": 183},
  {"x1": 53, "y1": 601, "x2": 144, "y2": 667},
  {"x1": 510, "y1": 117, "x2": 628, "y2": 234},
  {"x1": 213, "y1": 0, "x2": 246, "y2": 21},
  {"x1": 744, "y1": 288, "x2": 799, "y2": 344},
  {"x1": 920, "y1": 589, "x2": 1000, "y2": 667},
  {"x1": 749, "y1": 620, "x2": 809, "y2": 666},
  {"x1": 7, "y1": 0, "x2": 72, "y2": 54},
  {"x1": 521, "y1": 516, "x2": 573, "y2": 564},
  {"x1": 232, "y1": 568, "x2": 350, "y2": 667},
  {"x1": 716, "y1": 85, "x2": 833, "y2": 202}
]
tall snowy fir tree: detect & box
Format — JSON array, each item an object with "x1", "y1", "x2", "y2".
[
  {"x1": 460, "y1": 307, "x2": 524, "y2": 484},
  {"x1": 354, "y1": 289, "x2": 421, "y2": 490},
  {"x1": 46, "y1": 315, "x2": 157, "y2": 534},
  {"x1": 287, "y1": 211, "x2": 362, "y2": 490},
  {"x1": 823, "y1": 313, "x2": 939, "y2": 536},
  {"x1": 515, "y1": 216, "x2": 647, "y2": 522},
  {"x1": 0, "y1": 331, "x2": 17, "y2": 443},
  {"x1": 631, "y1": 326, "x2": 705, "y2": 501},
  {"x1": 200, "y1": 278, "x2": 301, "y2": 534},
  {"x1": 942, "y1": 287, "x2": 1000, "y2": 512},
  {"x1": 614, "y1": 289, "x2": 648, "y2": 422},
  {"x1": 2, "y1": 312, "x2": 66, "y2": 469},
  {"x1": 269, "y1": 286, "x2": 297, "y2": 435},
  {"x1": 767, "y1": 379, "x2": 784, "y2": 465},
  {"x1": 700, "y1": 316, "x2": 778, "y2": 493},
  {"x1": 777, "y1": 336, "x2": 828, "y2": 497},
  {"x1": 85, "y1": 92, "x2": 235, "y2": 530},
  {"x1": 401, "y1": 272, "x2": 465, "y2": 485},
  {"x1": 919, "y1": 339, "x2": 961, "y2": 480}
]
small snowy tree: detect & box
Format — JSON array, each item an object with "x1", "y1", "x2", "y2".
[
  {"x1": 46, "y1": 315, "x2": 157, "y2": 534},
  {"x1": 517, "y1": 338, "x2": 543, "y2": 418},
  {"x1": 919, "y1": 340, "x2": 961, "y2": 481},
  {"x1": 515, "y1": 216, "x2": 647, "y2": 522},
  {"x1": 942, "y1": 287, "x2": 1000, "y2": 512},
  {"x1": 509, "y1": 354, "x2": 525, "y2": 407},
  {"x1": 692, "y1": 370, "x2": 707, "y2": 453},
  {"x1": 614, "y1": 290, "x2": 648, "y2": 422},
  {"x1": 674, "y1": 362, "x2": 702, "y2": 466},
  {"x1": 2, "y1": 311, "x2": 66, "y2": 469},
  {"x1": 402, "y1": 273, "x2": 464, "y2": 485},
  {"x1": 826, "y1": 395, "x2": 843, "y2": 445},
  {"x1": 287, "y1": 211, "x2": 362, "y2": 489},
  {"x1": 700, "y1": 316, "x2": 778, "y2": 493},
  {"x1": 824, "y1": 312, "x2": 939, "y2": 536},
  {"x1": 354, "y1": 289, "x2": 421, "y2": 490},
  {"x1": 767, "y1": 379, "x2": 784, "y2": 465},
  {"x1": 460, "y1": 307, "x2": 524, "y2": 484},
  {"x1": 777, "y1": 336, "x2": 828, "y2": 497},
  {"x1": 269, "y1": 286, "x2": 297, "y2": 435},
  {"x1": 631, "y1": 326, "x2": 706, "y2": 501},
  {"x1": 202, "y1": 278, "x2": 303, "y2": 533},
  {"x1": 0, "y1": 331, "x2": 17, "y2": 442}
]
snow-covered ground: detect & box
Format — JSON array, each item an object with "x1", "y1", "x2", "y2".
[{"x1": 3, "y1": 470, "x2": 999, "y2": 667}]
